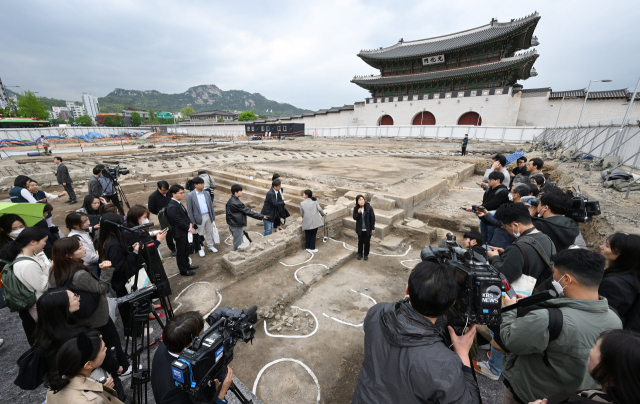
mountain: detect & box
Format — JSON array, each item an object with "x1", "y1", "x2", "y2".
[{"x1": 98, "y1": 85, "x2": 311, "y2": 116}]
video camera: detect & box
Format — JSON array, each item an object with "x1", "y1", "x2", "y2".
[
  {"x1": 101, "y1": 164, "x2": 130, "y2": 180},
  {"x1": 566, "y1": 188, "x2": 600, "y2": 223},
  {"x1": 171, "y1": 306, "x2": 257, "y2": 401},
  {"x1": 421, "y1": 234, "x2": 509, "y2": 326}
]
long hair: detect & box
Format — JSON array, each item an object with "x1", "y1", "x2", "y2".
[
  {"x1": 590, "y1": 329, "x2": 640, "y2": 404},
  {"x1": 34, "y1": 288, "x2": 78, "y2": 358},
  {"x1": 0, "y1": 214, "x2": 26, "y2": 237},
  {"x1": 81, "y1": 195, "x2": 100, "y2": 216},
  {"x1": 44, "y1": 330, "x2": 102, "y2": 394},
  {"x1": 355, "y1": 194, "x2": 369, "y2": 210},
  {"x1": 126, "y1": 205, "x2": 150, "y2": 228},
  {"x1": 605, "y1": 233, "x2": 640, "y2": 292},
  {"x1": 50, "y1": 236, "x2": 91, "y2": 287},
  {"x1": 97, "y1": 213, "x2": 129, "y2": 259},
  {"x1": 0, "y1": 227, "x2": 51, "y2": 261},
  {"x1": 304, "y1": 189, "x2": 317, "y2": 202}
]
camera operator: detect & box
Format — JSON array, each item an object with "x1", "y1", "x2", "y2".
[
  {"x1": 486, "y1": 203, "x2": 555, "y2": 290},
  {"x1": 151, "y1": 311, "x2": 234, "y2": 404},
  {"x1": 351, "y1": 260, "x2": 480, "y2": 404},
  {"x1": 528, "y1": 329, "x2": 640, "y2": 404},
  {"x1": 97, "y1": 165, "x2": 124, "y2": 215},
  {"x1": 482, "y1": 154, "x2": 511, "y2": 188},
  {"x1": 498, "y1": 249, "x2": 622, "y2": 404},
  {"x1": 530, "y1": 189, "x2": 581, "y2": 252},
  {"x1": 148, "y1": 180, "x2": 176, "y2": 256},
  {"x1": 466, "y1": 171, "x2": 509, "y2": 244},
  {"x1": 449, "y1": 231, "x2": 486, "y2": 258}
]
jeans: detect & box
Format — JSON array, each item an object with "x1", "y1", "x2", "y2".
[
  {"x1": 488, "y1": 330, "x2": 504, "y2": 376},
  {"x1": 263, "y1": 220, "x2": 274, "y2": 236},
  {"x1": 479, "y1": 210, "x2": 497, "y2": 244}
]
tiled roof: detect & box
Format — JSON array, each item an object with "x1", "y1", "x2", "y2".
[
  {"x1": 549, "y1": 88, "x2": 640, "y2": 99},
  {"x1": 188, "y1": 110, "x2": 238, "y2": 117},
  {"x1": 352, "y1": 51, "x2": 538, "y2": 86},
  {"x1": 358, "y1": 12, "x2": 540, "y2": 60}
]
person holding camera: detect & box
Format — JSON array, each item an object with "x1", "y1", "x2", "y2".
[
  {"x1": 167, "y1": 184, "x2": 199, "y2": 276},
  {"x1": 353, "y1": 195, "x2": 375, "y2": 261},
  {"x1": 497, "y1": 249, "x2": 622, "y2": 404},
  {"x1": 151, "y1": 311, "x2": 233, "y2": 404},
  {"x1": 530, "y1": 189, "x2": 581, "y2": 252},
  {"x1": 226, "y1": 184, "x2": 268, "y2": 251},
  {"x1": 44, "y1": 331, "x2": 123, "y2": 404},
  {"x1": 88, "y1": 166, "x2": 104, "y2": 199},
  {"x1": 482, "y1": 154, "x2": 511, "y2": 188},
  {"x1": 187, "y1": 176, "x2": 218, "y2": 254},
  {"x1": 49, "y1": 236, "x2": 130, "y2": 374},
  {"x1": 351, "y1": 260, "x2": 480, "y2": 404},
  {"x1": 96, "y1": 165, "x2": 124, "y2": 215},
  {"x1": 467, "y1": 171, "x2": 510, "y2": 244},
  {"x1": 148, "y1": 180, "x2": 176, "y2": 256}
]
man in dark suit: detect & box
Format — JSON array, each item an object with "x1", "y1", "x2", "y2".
[
  {"x1": 260, "y1": 179, "x2": 290, "y2": 236},
  {"x1": 151, "y1": 311, "x2": 233, "y2": 404},
  {"x1": 148, "y1": 180, "x2": 176, "y2": 256},
  {"x1": 166, "y1": 184, "x2": 198, "y2": 276},
  {"x1": 88, "y1": 166, "x2": 104, "y2": 198},
  {"x1": 53, "y1": 156, "x2": 77, "y2": 204}
]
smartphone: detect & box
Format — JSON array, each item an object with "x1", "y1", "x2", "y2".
[{"x1": 476, "y1": 182, "x2": 483, "y2": 186}]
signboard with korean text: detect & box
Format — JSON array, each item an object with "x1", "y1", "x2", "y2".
[
  {"x1": 422, "y1": 54, "x2": 445, "y2": 66},
  {"x1": 157, "y1": 112, "x2": 172, "y2": 119}
]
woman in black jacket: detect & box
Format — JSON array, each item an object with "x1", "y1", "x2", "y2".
[
  {"x1": 353, "y1": 195, "x2": 375, "y2": 261},
  {"x1": 599, "y1": 233, "x2": 640, "y2": 332},
  {"x1": 97, "y1": 213, "x2": 140, "y2": 336},
  {"x1": 0, "y1": 214, "x2": 26, "y2": 251}
]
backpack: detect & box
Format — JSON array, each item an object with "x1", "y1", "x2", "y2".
[
  {"x1": 185, "y1": 179, "x2": 195, "y2": 191},
  {"x1": 0, "y1": 257, "x2": 38, "y2": 312},
  {"x1": 158, "y1": 207, "x2": 173, "y2": 232},
  {"x1": 514, "y1": 234, "x2": 556, "y2": 284}
]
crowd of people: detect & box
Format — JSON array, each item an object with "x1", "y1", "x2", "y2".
[{"x1": 1, "y1": 154, "x2": 639, "y2": 404}]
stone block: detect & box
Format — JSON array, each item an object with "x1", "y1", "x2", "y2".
[
  {"x1": 378, "y1": 236, "x2": 404, "y2": 251},
  {"x1": 370, "y1": 194, "x2": 396, "y2": 210},
  {"x1": 406, "y1": 219, "x2": 425, "y2": 229},
  {"x1": 375, "y1": 209, "x2": 405, "y2": 225},
  {"x1": 342, "y1": 217, "x2": 391, "y2": 238},
  {"x1": 323, "y1": 204, "x2": 348, "y2": 223},
  {"x1": 343, "y1": 190, "x2": 365, "y2": 201}
]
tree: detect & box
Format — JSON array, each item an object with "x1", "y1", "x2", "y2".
[
  {"x1": 50, "y1": 119, "x2": 67, "y2": 125},
  {"x1": 75, "y1": 115, "x2": 93, "y2": 126},
  {"x1": 16, "y1": 90, "x2": 49, "y2": 120},
  {"x1": 238, "y1": 111, "x2": 258, "y2": 121},
  {"x1": 131, "y1": 111, "x2": 142, "y2": 127},
  {"x1": 148, "y1": 109, "x2": 156, "y2": 122},
  {"x1": 217, "y1": 117, "x2": 224, "y2": 122},
  {"x1": 112, "y1": 114, "x2": 124, "y2": 127},
  {"x1": 180, "y1": 106, "x2": 195, "y2": 117},
  {"x1": 103, "y1": 116, "x2": 113, "y2": 127},
  {"x1": 68, "y1": 117, "x2": 75, "y2": 125}
]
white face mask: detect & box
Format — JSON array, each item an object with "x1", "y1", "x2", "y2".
[
  {"x1": 508, "y1": 193, "x2": 514, "y2": 201},
  {"x1": 141, "y1": 218, "x2": 150, "y2": 225},
  {"x1": 9, "y1": 228, "x2": 24, "y2": 238},
  {"x1": 511, "y1": 224, "x2": 521, "y2": 239},
  {"x1": 551, "y1": 275, "x2": 568, "y2": 297}
]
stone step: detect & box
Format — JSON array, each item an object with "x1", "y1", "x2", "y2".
[
  {"x1": 212, "y1": 176, "x2": 308, "y2": 205},
  {"x1": 341, "y1": 217, "x2": 392, "y2": 239},
  {"x1": 374, "y1": 208, "x2": 405, "y2": 225},
  {"x1": 213, "y1": 181, "x2": 302, "y2": 215},
  {"x1": 208, "y1": 169, "x2": 321, "y2": 197}
]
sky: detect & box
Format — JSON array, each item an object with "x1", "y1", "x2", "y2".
[{"x1": 2, "y1": 0, "x2": 639, "y2": 111}]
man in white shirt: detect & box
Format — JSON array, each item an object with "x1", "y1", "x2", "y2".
[
  {"x1": 186, "y1": 176, "x2": 217, "y2": 254},
  {"x1": 482, "y1": 154, "x2": 511, "y2": 189}
]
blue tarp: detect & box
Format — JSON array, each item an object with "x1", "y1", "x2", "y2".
[
  {"x1": 505, "y1": 152, "x2": 526, "y2": 166},
  {"x1": 73, "y1": 135, "x2": 95, "y2": 143},
  {"x1": 86, "y1": 132, "x2": 104, "y2": 139},
  {"x1": 0, "y1": 139, "x2": 36, "y2": 147}
]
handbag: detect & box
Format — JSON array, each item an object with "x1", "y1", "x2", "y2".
[
  {"x1": 64, "y1": 270, "x2": 101, "y2": 319},
  {"x1": 14, "y1": 346, "x2": 47, "y2": 390},
  {"x1": 212, "y1": 221, "x2": 220, "y2": 244}
]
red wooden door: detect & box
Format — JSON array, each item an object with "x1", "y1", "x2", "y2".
[
  {"x1": 379, "y1": 115, "x2": 394, "y2": 126},
  {"x1": 458, "y1": 112, "x2": 482, "y2": 126},
  {"x1": 412, "y1": 111, "x2": 436, "y2": 125}
]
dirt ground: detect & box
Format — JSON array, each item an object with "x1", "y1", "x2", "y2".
[{"x1": 0, "y1": 137, "x2": 637, "y2": 404}]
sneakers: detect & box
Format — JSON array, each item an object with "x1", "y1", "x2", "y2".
[
  {"x1": 198, "y1": 248, "x2": 205, "y2": 257},
  {"x1": 473, "y1": 360, "x2": 500, "y2": 381},
  {"x1": 170, "y1": 250, "x2": 177, "y2": 257},
  {"x1": 306, "y1": 249, "x2": 318, "y2": 253},
  {"x1": 209, "y1": 246, "x2": 218, "y2": 253},
  {"x1": 121, "y1": 365, "x2": 133, "y2": 377},
  {"x1": 364, "y1": 255, "x2": 369, "y2": 261},
  {"x1": 357, "y1": 254, "x2": 363, "y2": 260}
]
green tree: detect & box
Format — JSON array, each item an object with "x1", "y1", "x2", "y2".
[
  {"x1": 217, "y1": 117, "x2": 224, "y2": 122},
  {"x1": 112, "y1": 114, "x2": 124, "y2": 127},
  {"x1": 258, "y1": 114, "x2": 268, "y2": 119},
  {"x1": 131, "y1": 111, "x2": 142, "y2": 127},
  {"x1": 103, "y1": 116, "x2": 113, "y2": 127},
  {"x1": 50, "y1": 119, "x2": 67, "y2": 125},
  {"x1": 75, "y1": 115, "x2": 93, "y2": 126},
  {"x1": 68, "y1": 116, "x2": 75, "y2": 124},
  {"x1": 180, "y1": 106, "x2": 195, "y2": 118},
  {"x1": 16, "y1": 90, "x2": 49, "y2": 120},
  {"x1": 148, "y1": 109, "x2": 156, "y2": 122},
  {"x1": 238, "y1": 111, "x2": 258, "y2": 121}
]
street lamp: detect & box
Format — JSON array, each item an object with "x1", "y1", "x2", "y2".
[{"x1": 570, "y1": 79, "x2": 612, "y2": 146}]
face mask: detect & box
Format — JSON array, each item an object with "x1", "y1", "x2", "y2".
[
  {"x1": 9, "y1": 228, "x2": 24, "y2": 238},
  {"x1": 512, "y1": 224, "x2": 521, "y2": 239},
  {"x1": 141, "y1": 218, "x2": 150, "y2": 225},
  {"x1": 551, "y1": 275, "x2": 567, "y2": 297},
  {"x1": 508, "y1": 194, "x2": 514, "y2": 201}
]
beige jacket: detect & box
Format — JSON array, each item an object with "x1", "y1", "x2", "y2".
[{"x1": 46, "y1": 376, "x2": 123, "y2": 404}]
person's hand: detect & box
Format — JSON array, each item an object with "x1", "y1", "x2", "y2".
[
  {"x1": 53, "y1": 171, "x2": 57, "y2": 175},
  {"x1": 263, "y1": 216, "x2": 268, "y2": 220},
  {"x1": 94, "y1": 224, "x2": 100, "y2": 230},
  {"x1": 528, "y1": 399, "x2": 548, "y2": 404},
  {"x1": 510, "y1": 171, "x2": 515, "y2": 177},
  {"x1": 117, "y1": 366, "x2": 123, "y2": 375},
  {"x1": 491, "y1": 161, "x2": 501, "y2": 170},
  {"x1": 99, "y1": 197, "x2": 107, "y2": 204},
  {"x1": 475, "y1": 208, "x2": 488, "y2": 218},
  {"x1": 529, "y1": 205, "x2": 538, "y2": 217},
  {"x1": 63, "y1": 182, "x2": 67, "y2": 186},
  {"x1": 372, "y1": 229, "x2": 375, "y2": 235},
  {"x1": 133, "y1": 242, "x2": 140, "y2": 251},
  {"x1": 465, "y1": 206, "x2": 473, "y2": 212},
  {"x1": 285, "y1": 199, "x2": 291, "y2": 203},
  {"x1": 487, "y1": 245, "x2": 503, "y2": 256},
  {"x1": 214, "y1": 366, "x2": 234, "y2": 400},
  {"x1": 99, "y1": 260, "x2": 112, "y2": 269},
  {"x1": 480, "y1": 182, "x2": 487, "y2": 189},
  {"x1": 504, "y1": 293, "x2": 519, "y2": 306},
  {"x1": 103, "y1": 378, "x2": 114, "y2": 389},
  {"x1": 447, "y1": 324, "x2": 477, "y2": 367},
  {"x1": 58, "y1": 192, "x2": 67, "y2": 197},
  {"x1": 358, "y1": 208, "x2": 363, "y2": 213},
  {"x1": 156, "y1": 229, "x2": 167, "y2": 242}
]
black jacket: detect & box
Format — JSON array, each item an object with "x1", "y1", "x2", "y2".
[
  {"x1": 103, "y1": 237, "x2": 137, "y2": 291},
  {"x1": 352, "y1": 299, "x2": 480, "y2": 404},
  {"x1": 260, "y1": 188, "x2": 284, "y2": 221},
  {"x1": 148, "y1": 190, "x2": 172, "y2": 215},
  {"x1": 599, "y1": 271, "x2": 640, "y2": 332},
  {"x1": 512, "y1": 167, "x2": 529, "y2": 177},
  {"x1": 353, "y1": 203, "x2": 375, "y2": 235},
  {"x1": 226, "y1": 195, "x2": 263, "y2": 228},
  {"x1": 166, "y1": 199, "x2": 190, "y2": 239},
  {"x1": 55, "y1": 163, "x2": 72, "y2": 185},
  {"x1": 490, "y1": 229, "x2": 555, "y2": 285},
  {"x1": 151, "y1": 342, "x2": 192, "y2": 404},
  {"x1": 532, "y1": 216, "x2": 580, "y2": 252},
  {"x1": 482, "y1": 184, "x2": 509, "y2": 211}
]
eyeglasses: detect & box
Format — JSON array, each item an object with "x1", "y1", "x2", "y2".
[{"x1": 73, "y1": 293, "x2": 80, "y2": 301}]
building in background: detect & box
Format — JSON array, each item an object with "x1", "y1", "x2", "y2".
[
  {"x1": 0, "y1": 75, "x2": 10, "y2": 109},
  {"x1": 122, "y1": 110, "x2": 150, "y2": 126},
  {"x1": 50, "y1": 106, "x2": 70, "y2": 121},
  {"x1": 82, "y1": 93, "x2": 100, "y2": 123},
  {"x1": 185, "y1": 110, "x2": 240, "y2": 122},
  {"x1": 66, "y1": 101, "x2": 85, "y2": 119},
  {"x1": 96, "y1": 112, "x2": 123, "y2": 126}
]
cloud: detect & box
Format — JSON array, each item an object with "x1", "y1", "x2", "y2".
[{"x1": 2, "y1": 0, "x2": 639, "y2": 111}]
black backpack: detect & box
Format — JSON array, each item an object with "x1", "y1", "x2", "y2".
[
  {"x1": 513, "y1": 234, "x2": 556, "y2": 283},
  {"x1": 158, "y1": 207, "x2": 173, "y2": 232}
]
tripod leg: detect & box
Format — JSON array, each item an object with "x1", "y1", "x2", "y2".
[{"x1": 228, "y1": 382, "x2": 253, "y2": 404}]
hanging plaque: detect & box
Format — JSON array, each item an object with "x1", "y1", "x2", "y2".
[{"x1": 422, "y1": 55, "x2": 445, "y2": 66}]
